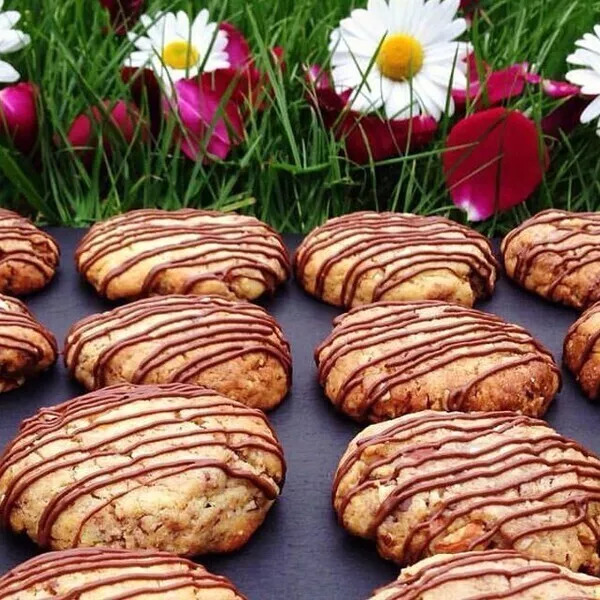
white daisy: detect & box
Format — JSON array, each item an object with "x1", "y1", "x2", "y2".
[
  {"x1": 0, "y1": 0, "x2": 30, "y2": 83},
  {"x1": 566, "y1": 25, "x2": 600, "y2": 137},
  {"x1": 329, "y1": 0, "x2": 470, "y2": 121},
  {"x1": 125, "y1": 9, "x2": 230, "y2": 90}
]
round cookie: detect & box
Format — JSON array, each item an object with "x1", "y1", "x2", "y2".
[
  {"x1": 369, "y1": 551, "x2": 600, "y2": 600},
  {"x1": 64, "y1": 294, "x2": 291, "y2": 410},
  {"x1": 0, "y1": 383, "x2": 285, "y2": 555},
  {"x1": 333, "y1": 411, "x2": 600, "y2": 573},
  {"x1": 294, "y1": 212, "x2": 498, "y2": 308},
  {"x1": 564, "y1": 302, "x2": 600, "y2": 399},
  {"x1": 0, "y1": 294, "x2": 57, "y2": 392},
  {"x1": 316, "y1": 300, "x2": 560, "y2": 422},
  {"x1": 0, "y1": 548, "x2": 246, "y2": 599},
  {"x1": 0, "y1": 208, "x2": 59, "y2": 296},
  {"x1": 75, "y1": 208, "x2": 290, "y2": 302},
  {"x1": 502, "y1": 209, "x2": 600, "y2": 310}
]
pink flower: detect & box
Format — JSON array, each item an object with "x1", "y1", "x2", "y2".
[
  {"x1": 168, "y1": 75, "x2": 244, "y2": 162},
  {"x1": 99, "y1": 0, "x2": 144, "y2": 35},
  {"x1": 443, "y1": 108, "x2": 549, "y2": 221},
  {"x1": 454, "y1": 61, "x2": 579, "y2": 109},
  {"x1": 0, "y1": 82, "x2": 37, "y2": 154},
  {"x1": 306, "y1": 65, "x2": 437, "y2": 164},
  {"x1": 65, "y1": 100, "x2": 148, "y2": 165}
]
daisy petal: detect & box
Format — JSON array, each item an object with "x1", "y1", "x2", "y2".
[
  {"x1": 580, "y1": 95, "x2": 600, "y2": 124},
  {"x1": 0, "y1": 29, "x2": 30, "y2": 54},
  {"x1": 0, "y1": 11, "x2": 20, "y2": 30},
  {"x1": 0, "y1": 59, "x2": 19, "y2": 82}
]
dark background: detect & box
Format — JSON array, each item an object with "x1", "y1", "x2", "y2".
[{"x1": 0, "y1": 231, "x2": 598, "y2": 599}]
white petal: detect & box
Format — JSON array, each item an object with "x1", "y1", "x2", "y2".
[
  {"x1": 565, "y1": 68, "x2": 600, "y2": 95},
  {"x1": 580, "y1": 95, "x2": 600, "y2": 124},
  {"x1": 0, "y1": 11, "x2": 20, "y2": 30},
  {"x1": 0, "y1": 58, "x2": 19, "y2": 82},
  {"x1": 350, "y1": 72, "x2": 385, "y2": 113},
  {"x1": 384, "y1": 80, "x2": 420, "y2": 119},
  {"x1": 575, "y1": 33, "x2": 600, "y2": 56},
  {"x1": 175, "y1": 11, "x2": 191, "y2": 39},
  {"x1": 367, "y1": 0, "x2": 391, "y2": 24},
  {"x1": 0, "y1": 29, "x2": 29, "y2": 53},
  {"x1": 125, "y1": 50, "x2": 152, "y2": 68},
  {"x1": 413, "y1": 74, "x2": 447, "y2": 120},
  {"x1": 567, "y1": 48, "x2": 600, "y2": 72}
]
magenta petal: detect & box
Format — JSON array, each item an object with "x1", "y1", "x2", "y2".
[
  {"x1": 443, "y1": 108, "x2": 549, "y2": 221},
  {"x1": 219, "y1": 23, "x2": 251, "y2": 70},
  {"x1": 305, "y1": 64, "x2": 333, "y2": 91},
  {"x1": 0, "y1": 82, "x2": 38, "y2": 154},
  {"x1": 171, "y1": 77, "x2": 244, "y2": 162},
  {"x1": 542, "y1": 79, "x2": 580, "y2": 99}
]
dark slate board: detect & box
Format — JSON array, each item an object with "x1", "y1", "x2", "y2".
[{"x1": 0, "y1": 229, "x2": 598, "y2": 599}]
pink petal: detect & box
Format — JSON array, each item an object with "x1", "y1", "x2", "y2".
[
  {"x1": 99, "y1": 0, "x2": 144, "y2": 34},
  {"x1": 170, "y1": 76, "x2": 244, "y2": 162},
  {"x1": 443, "y1": 108, "x2": 549, "y2": 221},
  {"x1": 541, "y1": 79, "x2": 580, "y2": 98},
  {"x1": 219, "y1": 23, "x2": 251, "y2": 70},
  {"x1": 65, "y1": 99, "x2": 147, "y2": 165},
  {"x1": 0, "y1": 82, "x2": 38, "y2": 154}
]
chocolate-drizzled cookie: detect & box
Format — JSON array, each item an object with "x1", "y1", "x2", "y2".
[
  {"x1": 0, "y1": 208, "x2": 59, "y2": 296},
  {"x1": 64, "y1": 294, "x2": 292, "y2": 410},
  {"x1": 295, "y1": 212, "x2": 498, "y2": 308},
  {"x1": 564, "y1": 302, "x2": 600, "y2": 399},
  {"x1": 502, "y1": 209, "x2": 600, "y2": 310},
  {"x1": 0, "y1": 547, "x2": 246, "y2": 599},
  {"x1": 316, "y1": 301, "x2": 560, "y2": 422},
  {"x1": 369, "y1": 551, "x2": 600, "y2": 600},
  {"x1": 75, "y1": 208, "x2": 290, "y2": 302},
  {"x1": 334, "y1": 411, "x2": 600, "y2": 573},
  {"x1": 0, "y1": 383, "x2": 285, "y2": 555},
  {"x1": 0, "y1": 294, "x2": 57, "y2": 393}
]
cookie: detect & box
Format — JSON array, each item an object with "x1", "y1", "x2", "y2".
[
  {"x1": 75, "y1": 208, "x2": 290, "y2": 302},
  {"x1": 0, "y1": 383, "x2": 285, "y2": 555},
  {"x1": 333, "y1": 411, "x2": 600, "y2": 573},
  {"x1": 0, "y1": 208, "x2": 59, "y2": 296},
  {"x1": 64, "y1": 295, "x2": 291, "y2": 410},
  {"x1": 0, "y1": 294, "x2": 57, "y2": 392},
  {"x1": 564, "y1": 302, "x2": 600, "y2": 399},
  {"x1": 316, "y1": 301, "x2": 560, "y2": 422},
  {"x1": 369, "y1": 551, "x2": 600, "y2": 600},
  {"x1": 294, "y1": 212, "x2": 498, "y2": 308},
  {"x1": 502, "y1": 209, "x2": 600, "y2": 310},
  {"x1": 0, "y1": 548, "x2": 246, "y2": 599}
]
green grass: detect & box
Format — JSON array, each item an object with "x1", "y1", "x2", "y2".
[{"x1": 1, "y1": 0, "x2": 600, "y2": 233}]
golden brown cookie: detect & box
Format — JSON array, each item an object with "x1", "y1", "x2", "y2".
[
  {"x1": 502, "y1": 209, "x2": 600, "y2": 310},
  {"x1": 0, "y1": 383, "x2": 285, "y2": 555},
  {"x1": 369, "y1": 551, "x2": 600, "y2": 600},
  {"x1": 0, "y1": 548, "x2": 246, "y2": 599},
  {"x1": 294, "y1": 212, "x2": 498, "y2": 308},
  {"x1": 333, "y1": 411, "x2": 600, "y2": 573},
  {"x1": 564, "y1": 302, "x2": 600, "y2": 399},
  {"x1": 316, "y1": 301, "x2": 560, "y2": 422},
  {"x1": 64, "y1": 295, "x2": 291, "y2": 410},
  {"x1": 0, "y1": 294, "x2": 57, "y2": 392},
  {"x1": 75, "y1": 208, "x2": 290, "y2": 302},
  {"x1": 0, "y1": 208, "x2": 59, "y2": 296}
]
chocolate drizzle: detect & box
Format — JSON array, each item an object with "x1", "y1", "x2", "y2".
[
  {"x1": 63, "y1": 294, "x2": 292, "y2": 401},
  {"x1": 0, "y1": 294, "x2": 57, "y2": 389},
  {"x1": 372, "y1": 550, "x2": 600, "y2": 600},
  {"x1": 333, "y1": 411, "x2": 600, "y2": 570},
  {"x1": 316, "y1": 301, "x2": 560, "y2": 422},
  {"x1": 0, "y1": 383, "x2": 285, "y2": 551},
  {"x1": 294, "y1": 212, "x2": 498, "y2": 308},
  {"x1": 0, "y1": 209, "x2": 59, "y2": 295},
  {"x1": 502, "y1": 209, "x2": 600, "y2": 310},
  {"x1": 0, "y1": 547, "x2": 246, "y2": 599},
  {"x1": 75, "y1": 208, "x2": 290, "y2": 300}
]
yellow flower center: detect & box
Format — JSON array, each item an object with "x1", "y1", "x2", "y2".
[
  {"x1": 377, "y1": 34, "x2": 424, "y2": 81},
  {"x1": 162, "y1": 40, "x2": 200, "y2": 70}
]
